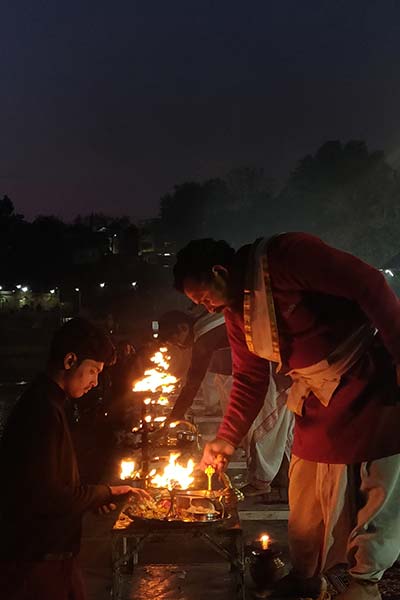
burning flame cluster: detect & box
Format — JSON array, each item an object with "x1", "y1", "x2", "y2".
[
  {"x1": 150, "y1": 452, "x2": 194, "y2": 491},
  {"x1": 132, "y1": 347, "x2": 177, "y2": 395},
  {"x1": 120, "y1": 453, "x2": 194, "y2": 490},
  {"x1": 131, "y1": 347, "x2": 179, "y2": 430},
  {"x1": 120, "y1": 348, "x2": 194, "y2": 488},
  {"x1": 120, "y1": 459, "x2": 137, "y2": 480}
]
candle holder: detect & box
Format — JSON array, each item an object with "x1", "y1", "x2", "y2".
[{"x1": 246, "y1": 538, "x2": 287, "y2": 589}]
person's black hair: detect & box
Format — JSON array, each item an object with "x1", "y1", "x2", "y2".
[
  {"x1": 173, "y1": 238, "x2": 235, "y2": 292},
  {"x1": 158, "y1": 310, "x2": 194, "y2": 341},
  {"x1": 48, "y1": 318, "x2": 116, "y2": 368}
]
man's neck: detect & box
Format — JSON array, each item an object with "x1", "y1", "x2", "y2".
[{"x1": 46, "y1": 367, "x2": 66, "y2": 394}]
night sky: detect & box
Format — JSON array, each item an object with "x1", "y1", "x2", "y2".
[{"x1": 2, "y1": 0, "x2": 400, "y2": 221}]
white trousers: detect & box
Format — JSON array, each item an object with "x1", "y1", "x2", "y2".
[
  {"x1": 245, "y1": 367, "x2": 294, "y2": 485},
  {"x1": 199, "y1": 371, "x2": 233, "y2": 414},
  {"x1": 288, "y1": 453, "x2": 400, "y2": 582}
]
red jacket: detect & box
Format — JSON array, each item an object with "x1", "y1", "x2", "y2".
[{"x1": 217, "y1": 232, "x2": 400, "y2": 463}]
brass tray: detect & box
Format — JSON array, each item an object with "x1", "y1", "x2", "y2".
[
  {"x1": 117, "y1": 510, "x2": 232, "y2": 529},
  {"x1": 119, "y1": 488, "x2": 231, "y2": 528}
]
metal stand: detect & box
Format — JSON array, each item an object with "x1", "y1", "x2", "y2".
[{"x1": 111, "y1": 511, "x2": 245, "y2": 599}]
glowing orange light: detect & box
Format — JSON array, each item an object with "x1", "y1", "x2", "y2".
[
  {"x1": 132, "y1": 348, "x2": 178, "y2": 394},
  {"x1": 150, "y1": 453, "x2": 194, "y2": 490},
  {"x1": 120, "y1": 459, "x2": 135, "y2": 480}
]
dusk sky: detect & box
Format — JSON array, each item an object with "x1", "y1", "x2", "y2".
[{"x1": 2, "y1": 0, "x2": 400, "y2": 221}]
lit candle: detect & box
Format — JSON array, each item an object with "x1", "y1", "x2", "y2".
[{"x1": 260, "y1": 534, "x2": 270, "y2": 550}]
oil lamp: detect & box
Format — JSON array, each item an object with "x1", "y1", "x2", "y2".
[{"x1": 247, "y1": 533, "x2": 287, "y2": 590}]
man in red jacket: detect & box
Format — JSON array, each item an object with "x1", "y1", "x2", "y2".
[
  {"x1": 0, "y1": 318, "x2": 148, "y2": 600},
  {"x1": 173, "y1": 233, "x2": 400, "y2": 600}
]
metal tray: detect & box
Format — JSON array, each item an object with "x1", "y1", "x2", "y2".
[{"x1": 118, "y1": 512, "x2": 232, "y2": 529}]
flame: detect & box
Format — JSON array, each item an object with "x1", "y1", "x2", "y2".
[
  {"x1": 132, "y1": 348, "x2": 177, "y2": 394},
  {"x1": 120, "y1": 459, "x2": 135, "y2": 480},
  {"x1": 260, "y1": 534, "x2": 270, "y2": 550},
  {"x1": 133, "y1": 369, "x2": 177, "y2": 394},
  {"x1": 150, "y1": 453, "x2": 194, "y2": 490},
  {"x1": 151, "y1": 351, "x2": 169, "y2": 371},
  {"x1": 157, "y1": 397, "x2": 169, "y2": 406}
]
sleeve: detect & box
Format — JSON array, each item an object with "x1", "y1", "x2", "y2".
[
  {"x1": 26, "y1": 403, "x2": 111, "y2": 515},
  {"x1": 216, "y1": 310, "x2": 270, "y2": 448},
  {"x1": 169, "y1": 335, "x2": 214, "y2": 420},
  {"x1": 272, "y1": 232, "x2": 400, "y2": 364}
]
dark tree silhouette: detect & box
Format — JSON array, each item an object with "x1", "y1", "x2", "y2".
[{"x1": 277, "y1": 140, "x2": 400, "y2": 264}]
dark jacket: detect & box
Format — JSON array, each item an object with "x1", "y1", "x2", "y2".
[{"x1": 0, "y1": 374, "x2": 112, "y2": 559}]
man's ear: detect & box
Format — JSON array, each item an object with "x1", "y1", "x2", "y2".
[
  {"x1": 178, "y1": 323, "x2": 190, "y2": 336},
  {"x1": 212, "y1": 265, "x2": 228, "y2": 281},
  {"x1": 64, "y1": 352, "x2": 78, "y2": 371}
]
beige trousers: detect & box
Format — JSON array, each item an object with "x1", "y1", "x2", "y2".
[{"x1": 288, "y1": 453, "x2": 400, "y2": 582}]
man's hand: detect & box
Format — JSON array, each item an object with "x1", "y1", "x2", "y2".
[
  {"x1": 109, "y1": 485, "x2": 151, "y2": 500},
  {"x1": 96, "y1": 486, "x2": 151, "y2": 516},
  {"x1": 197, "y1": 438, "x2": 235, "y2": 473},
  {"x1": 96, "y1": 502, "x2": 117, "y2": 515}
]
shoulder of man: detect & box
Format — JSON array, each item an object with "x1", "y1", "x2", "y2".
[{"x1": 193, "y1": 312, "x2": 225, "y2": 341}]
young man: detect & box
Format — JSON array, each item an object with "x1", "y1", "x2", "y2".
[
  {"x1": 0, "y1": 318, "x2": 148, "y2": 600},
  {"x1": 173, "y1": 233, "x2": 400, "y2": 600}
]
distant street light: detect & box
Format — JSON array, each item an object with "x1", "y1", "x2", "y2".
[
  {"x1": 131, "y1": 281, "x2": 137, "y2": 288},
  {"x1": 75, "y1": 288, "x2": 81, "y2": 313},
  {"x1": 21, "y1": 286, "x2": 28, "y2": 293},
  {"x1": 0, "y1": 286, "x2": 2, "y2": 291},
  {"x1": 50, "y1": 289, "x2": 56, "y2": 294},
  {"x1": 99, "y1": 282, "x2": 106, "y2": 288},
  {"x1": 16, "y1": 284, "x2": 22, "y2": 290}
]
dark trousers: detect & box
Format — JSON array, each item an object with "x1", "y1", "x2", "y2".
[{"x1": 0, "y1": 557, "x2": 87, "y2": 600}]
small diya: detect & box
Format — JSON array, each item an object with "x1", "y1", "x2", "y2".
[{"x1": 246, "y1": 534, "x2": 287, "y2": 589}]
